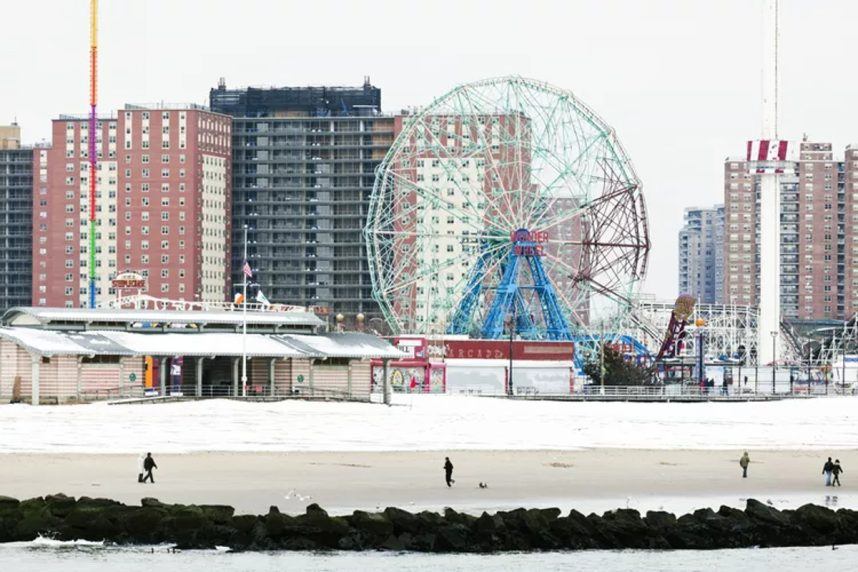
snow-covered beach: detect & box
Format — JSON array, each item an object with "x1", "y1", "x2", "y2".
[
  {"x1": 0, "y1": 395, "x2": 855, "y2": 454},
  {"x1": 1, "y1": 449, "x2": 855, "y2": 516},
  {"x1": 0, "y1": 395, "x2": 854, "y2": 516}
]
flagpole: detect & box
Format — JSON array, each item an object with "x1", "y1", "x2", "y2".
[{"x1": 242, "y1": 224, "x2": 248, "y2": 398}]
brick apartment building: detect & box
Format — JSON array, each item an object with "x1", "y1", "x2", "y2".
[
  {"x1": 722, "y1": 140, "x2": 858, "y2": 320},
  {"x1": 32, "y1": 105, "x2": 231, "y2": 308}
]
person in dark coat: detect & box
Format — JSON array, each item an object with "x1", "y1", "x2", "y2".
[
  {"x1": 823, "y1": 457, "x2": 834, "y2": 486},
  {"x1": 832, "y1": 459, "x2": 844, "y2": 487},
  {"x1": 142, "y1": 452, "x2": 158, "y2": 484},
  {"x1": 444, "y1": 457, "x2": 454, "y2": 487}
]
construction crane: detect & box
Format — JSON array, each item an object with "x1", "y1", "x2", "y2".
[{"x1": 88, "y1": 0, "x2": 98, "y2": 308}]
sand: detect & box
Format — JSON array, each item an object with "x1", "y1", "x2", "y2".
[{"x1": 1, "y1": 449, "x2": 854, "y2": 516}]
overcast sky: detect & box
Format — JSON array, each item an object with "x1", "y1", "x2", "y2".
[{"x1": 3, "y1": 0, "x2": 858, "y2": 299}]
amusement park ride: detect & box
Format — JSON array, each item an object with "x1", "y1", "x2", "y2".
[
  {"x1": 366, "y1": 76, "x2": 653, "y2": 373},
  {"x1": 365, "y1": 75, "x2": 836, "y2": 379}
]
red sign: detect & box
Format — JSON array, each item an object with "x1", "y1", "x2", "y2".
[
  {"x1": 111, "y1": 272, "x2": 146, "y2": 289},
  {"x1": 511, "y1": 229, "x2": 548, "y2": 257},
  {"x1": 112, "y1": 279, "x2": 145, "y2": 288},
  {"x1": 510, "y1": 229, "x2": 548, "y2": 243},
  {"x1": 442, "y1": 339, "x2": 574, "y2": 361}
]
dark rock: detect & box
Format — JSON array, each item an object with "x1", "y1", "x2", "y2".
[
  {"x1": 644, "y1": 510, "x2": 676, "y2": 531},
  {"x1": 304, "y1": 503, "x2": 328, "y2": 519},
  {"x1": 0, "y1": 496, "x2": 19, "y2": 509},
  {"x1": 473, "y1": 511, "x2": 506, "y2": 548},
  {"x1": 347, "y1": 510, "x2": 393, "y2": 539},
  {"x1": 443, "y1": 507, "x2": 476, "y2": 528},
  {"x1": 75, "y1": 497, "x2": 122, "y2": 510},
  {"x1": 140, "y1": 497, "x2": 166, "y2": 509},
  {"x1": 520, "y1": 508, "x2": 561, "y2": 549},
  {"x1": 15, "y1": 498, "x2": 57, "y2": 540},
  {"x1": 263, "y1": 507, "x2": 297, "y2": 539},
  {"x1": 793, "y1": 504, "x2": 838, "y2": 535},
  {"x1": 745, "y1": 499, "x2": 790, "y2": 527},
  {"x1": 384, "y1": 507, "x2": 424, "y2": 535},
  {"x1": 121, "y1": 507, "x2": 167, "y2": 542},
  {"x1": 596, "y1": 509, "x2": 655, "y2": 549},
  {"x1": 550, "y1": 509, "x2": 598, "y2": 549},
  {"x1": 297, "y1": 508, "x2": 351, "y2": 547},
  {"x1": 283, "y1": 536, "x2": 319, "y2": 550},
  {"x1": 232, "y1": 514, "x2": 258, "y2": 533},
  {"x1": 44, "y1": 494, "x2": 77, "y2": 518},
  {"x1": 715, "y1": 506, "x2": 755, "y2": 547},
  {"x1": 435, "y1": 523, "x2": 471, "y2": 552},
  {"x1": 2, "y1": 493, "x2": 858, "y2": 553},
  {"x1": 197, "y1": 505, "x2": 235, "y2": 525}
]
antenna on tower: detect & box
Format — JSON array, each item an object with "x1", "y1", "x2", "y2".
[{"x1": 761, "y1": 0, "x2": 779, "y2": 139}]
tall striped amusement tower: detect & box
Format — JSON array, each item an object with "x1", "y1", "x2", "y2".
[
  {"x1": 88, "y1": 0, "x2": 98, "y2": 307},
  {"x1": 752, "y1": 0, "x2": 783, "y2": 366}
]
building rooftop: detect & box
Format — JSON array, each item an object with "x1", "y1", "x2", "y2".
[
  {"x1": 210, "y1": 78, "x2": 381, "y2": 118},
  {"x1": 1, "y1": 307, "x2": 325, "y2": 332},
  {"x1": 0, "y1": 327, "x2": 404, "y2": 360},
  {"x1": 123, "y1": 103, "x2": 210, "y2": 111}
]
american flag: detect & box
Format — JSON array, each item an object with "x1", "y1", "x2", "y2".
[{"x1": 242, "y1": 261, "x2": 253, "y2": 279}]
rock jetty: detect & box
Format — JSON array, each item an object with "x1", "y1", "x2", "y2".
[{"x1": 0, "y1": 494, "x2": 856, "y2": 551}]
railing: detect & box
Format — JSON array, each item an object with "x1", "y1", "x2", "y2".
[
  {"x1": 77, "y1": 385, "x2": 145, "y2": 402},
  {"x1": 109, "y1": 383, "x2": 368, "y2": 404},
  {"x1": 503, "y1": 382, "x2": 858, "y2": 401}
]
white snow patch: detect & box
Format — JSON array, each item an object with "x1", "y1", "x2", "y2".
[{"x1": 0, "y1": 395, "x2": 855, "y2": 454}]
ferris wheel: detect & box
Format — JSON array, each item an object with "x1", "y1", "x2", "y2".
[{"x1": 366, "y1": 77, "x2": 649, "y2": 340}]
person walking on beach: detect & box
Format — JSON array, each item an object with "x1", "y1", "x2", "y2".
[
  {"x1": 142, "y1": 452, "x2": 158, "y2": 484},
  {"x1": 137, "y1": 453, "x2": 145, "y2": 483},
  {"x1": 823, "y1": 457, "x2": 834, "y2": 486},
  {"x1": 444, "y1": 457, "x2": 455, "y2": 487},
  {"x1": 832, "y1": 459, "x2": 844, "y2": 487},
  {"x1": 739, "y1": 451, "x2": 750, "y2": 478}
]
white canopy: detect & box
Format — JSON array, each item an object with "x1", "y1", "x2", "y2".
[{"x1": 0, "y1": 328, "x2": 404, "y2": 360}]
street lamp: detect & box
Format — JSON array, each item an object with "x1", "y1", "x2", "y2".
[{"x1": 770, "y1": 331, "x2": 778, "y2": 395}]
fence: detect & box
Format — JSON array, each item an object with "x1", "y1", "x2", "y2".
[{"x1": 502, "y1": 382, "x2": 858, "y2": 401}]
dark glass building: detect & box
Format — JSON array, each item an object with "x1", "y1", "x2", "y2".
[
  {"x1": 210, "y1": 79, "x2": 393, "y2": 324},
  {"x1": 0, "y1": 124, "x2": 32, "y2": 310}
]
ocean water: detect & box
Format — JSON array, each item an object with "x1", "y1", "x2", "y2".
[{"x1": 1, "y1": 539, "x2": 855, "y2": 572}]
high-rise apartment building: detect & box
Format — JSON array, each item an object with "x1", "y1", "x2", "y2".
[
  {"x1": 32, "y1": 105, "x2": 231, "y2": 308},
  {"x1": 723, "y1": 140, "x2": 858, "y2": 320},
  {"x1": 210, "y1": 79, "x2": 393, "y2": 321},
  {"x1": 678, "y1": 205, "x2": 724, "y2": 304},
  {"x1": 0, "y1": 124, "x2": 32, "y2": 310}
]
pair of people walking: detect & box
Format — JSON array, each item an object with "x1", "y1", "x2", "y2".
[
  {"x1": 823, "y1": 457, "x2": 844, "y2": 487},
  {"x1": 137, "y1": 452, "x2": 158, "y2": 484}
]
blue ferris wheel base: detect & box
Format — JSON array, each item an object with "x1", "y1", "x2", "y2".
[{"x1": 446, "y1": 229, "x2": 573, "y2": 341}]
